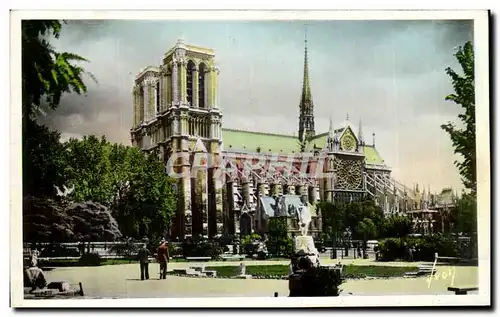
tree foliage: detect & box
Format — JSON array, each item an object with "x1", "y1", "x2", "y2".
[
  {"x1": 382, "y1": 215, "x2": 413, "y2": 239},
  {"x1": 22, "y1": 20, "x2": 94, "y2": 119},
  {"x1": 357, "y1": 218, "x2": 377, "y2": 241},
  {"x1": 21, "y1": 20, "x2": 177, "y2": 243},
  {"x1": 23, "y1": 119, "x2": 67, "y2": 197},
  {"x1": 453, "y1": 193, "x2": 477, "y2": 235},
  {"x1": 23, "y1": 196, "x2": 121, "y2": 243},
  {"x1": 441, "y1": 41, "x2": 476, "y2": 193},
  {"x1": 267, "y1": 217, "x2": 293, "y2": 257},
  {"x1": 62, "y1": 137, "x2": 177, "y2": 239},
  {"x1": 22, "y1": 20, "x2": 94, "y2": 198},
  {"x1": 320, "y1": 199, "x2": 385, "y2": 241}
]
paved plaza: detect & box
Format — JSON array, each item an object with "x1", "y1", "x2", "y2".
[{"x1": 42, "y1": 259, "x2": 479, "y2": 298}]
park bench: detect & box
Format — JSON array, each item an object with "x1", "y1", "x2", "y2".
[
  {"x1": 185, "y1": 256, "x2": 211, "y2": 262},
  {"x1": 447, "y1": 286, "x2": 479, "y2": 295}
]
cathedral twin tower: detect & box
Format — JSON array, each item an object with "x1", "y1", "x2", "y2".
[{"x1": 131, "y1": 39, "x2": 224, "y2": 239}]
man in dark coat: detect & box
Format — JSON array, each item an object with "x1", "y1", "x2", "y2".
[
  {"x1": 137, "y1": 244, "x2": 151, "y2": 280},
  {"x1": 157, "y1": 239, "x2": 170, "y2": 279}
]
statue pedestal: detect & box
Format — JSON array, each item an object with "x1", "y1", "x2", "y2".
[
  {"x1": 294, "y1": 235, "x2": 320, "y2": 267},
  {"x1": 294, "y1": 235, "x2": 318, "y2": 255}
]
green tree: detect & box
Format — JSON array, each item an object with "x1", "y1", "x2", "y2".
[
  {"x1": 23, "y1": 119, "x2": 67, "y2": 197},
  {"x1": 357, "y1": 218, "x2": 377, "y2": 258},
  {"x1": 342, "y1": 199, "x2": 384, "y2": 240},
  {"x1": 441, "y1": 41, "x2": 476, "y2": 193},
  {"x1": 22, "y1": 20, "x2": 94, "y2": 198},
  {"x1": 383, "y1": 215, "x2": 413, "y2": 239},
  {"x1": 120, "y1": 149, "x2": 177, "y2": 239},
  {"x1": 58, "y1": 136, "x2": 177, "y2": 240},
  {"x1": 63, "y1": 135, "x2": 114, "y2": 204},
  {"x1": 22, "y1": 20, "x2": 94, "y2": 119},
  {"x1": 453, "y1": 193, "x2": 477, "y2": 236},
  {"x1": 267, "y1": 217, "x2": 292, "y2": 258},
  {"x1": 318, "y1": 201, "x2": 345, "y2": 246}
]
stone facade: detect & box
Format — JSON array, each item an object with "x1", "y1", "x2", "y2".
[{"x1": 131, "y1": 39, "x2": 435, "y2": 240}]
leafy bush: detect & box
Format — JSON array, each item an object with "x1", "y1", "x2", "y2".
[
  {"x1": 108, "y1": 241, "x2": 139, "y2": 258},
  {"x1": 241, "y1": 233, "x2": 262, "y2": 256},
  {"x1": 182, "y1": 240, "x2": 223, "y2": 259},
  {"x1": 377, "y1": 238, "x2": 402, "y2": 261},
  {"x1": 78, "y1": 252, "x2": 103, "y2": 266},
  {"x1": 267, "y1": 237, "x2": 293, "y2": 258},
  {"x1": 378, "y1": 235, "x2": 458, "y2": 261}
]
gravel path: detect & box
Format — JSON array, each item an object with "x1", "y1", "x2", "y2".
[{"x1": 41, "y1": 261, "x2": 478, "y2": 298}]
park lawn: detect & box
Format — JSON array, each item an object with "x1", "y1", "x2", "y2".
[
  {"x1": 204, "y1": 265, "x2": 420, "y2": 279},
  {"x1": 39, "y1": 257, "x2": 190, "y2": 267}
]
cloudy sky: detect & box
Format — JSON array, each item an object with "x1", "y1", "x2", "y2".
[{"x1": 39, "y1": 19, "x2": 474, "y2": 193}]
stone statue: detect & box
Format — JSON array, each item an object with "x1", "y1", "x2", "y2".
[
  {"x1": 272, "y1": 194, "x2": 286, "y2": 217},
  {"x1": 30, "y1": 249, "x2": 40, "y2": 267},
  {"x1": 298, "y1": 204, "x2": 312, "y2": 236},
  {"x1": 238, "y1": 262, "x2": 246, "y2": 276}
]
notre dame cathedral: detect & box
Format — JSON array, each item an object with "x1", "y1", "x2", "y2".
[{"x1": 131, "y1": 38, "x2": 444, "y2": 241}]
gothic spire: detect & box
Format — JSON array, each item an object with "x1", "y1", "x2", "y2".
[
  {"x1": 358, "y1": 118, "x2": 364, "y2": 145},
  {"x1": 298, "y1": 23, "x2": 315, "y2": 142},
  {"x1": 301, "y1": 26, "x2": 312, "y2": 106},
  {"x1": 328, "y1": 114, "x2": 334, "y2": 138}
]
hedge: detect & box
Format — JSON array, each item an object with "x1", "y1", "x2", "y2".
[{"x1": 378, "y1": 235, "x2": 458, "y2": 262}]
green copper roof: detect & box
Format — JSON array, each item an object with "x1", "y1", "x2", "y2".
[
  {"x1": 221, "y1": 128, "x2": 300, "y2": 153},
  {"x1": 307, "y1": 133, "x2": 327, "y2": 150},
  {"x1": 221, "y1": 128, "x2": 386, "y2": 165},
  {"x1": 363, "y1": 145, "x2": 384, "y2": 165}
]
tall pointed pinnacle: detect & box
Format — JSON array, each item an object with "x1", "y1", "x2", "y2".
[
  {"x1": 301, "y1": 24, "x2": 312, "y2": 106},
  {"x1": 298, "y1": 22, "x2": 315, "y2": 142},
  {"x1": 358, "y1": 118, "x2": 364, "y2": 145},
  {"x1": 328, "y1": 114, "x2": 334, "y2": 138}
]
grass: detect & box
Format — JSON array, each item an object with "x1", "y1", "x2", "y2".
[
  {"x1": 203, "y1": 265, "x2": 420, "y2": 279},
  {"x1": 38, "y1": 255, "x2": 292, "y2": 267}
]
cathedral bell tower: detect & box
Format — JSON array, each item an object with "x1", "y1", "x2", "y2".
[
  {"x1": 298, "y1": 28, "x2": 316, "y2": 145},
  {"x1": 157, "y1": 38, "x2": 224, "y2": 240}
]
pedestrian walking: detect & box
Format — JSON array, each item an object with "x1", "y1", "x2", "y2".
[
  {"x1": 157, "y1": 238, "x2": 170, "y2": 280},
  {"x1": 137, "y1": 243, "x2": 150, "y2": 280}
]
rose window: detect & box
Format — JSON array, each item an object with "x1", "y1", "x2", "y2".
[{"x1": 333, "y1": 157, "x2": 363, "y2": 190}]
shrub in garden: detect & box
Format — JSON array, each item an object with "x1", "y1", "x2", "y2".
[
  {"x1": 109, "y1": 241, "x2": 139, "y2": 259},
  {"x1": 241, "y1": 233, "x2": 262, "y2": 257},
  {"x1": 78, "y1": 252, "x2": 103, "y2": 266},
  {"x1": 378, "y1": 235, "x2": 458, "y2": 261},
  {"x1": 182, "y1": 240, "x2": 223, "y2": 259}
]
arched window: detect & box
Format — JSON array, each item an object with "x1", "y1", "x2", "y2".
[
  {"x1": 198, "y1": 63, "x2": 207, "y2": 108},
  {"x1": 186, "y1": 61, "x2": 195, "y2": 106}
]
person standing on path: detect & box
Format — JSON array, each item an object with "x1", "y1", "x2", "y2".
[
  {"x1": 157, "y1": 239, "x2": 170, "y2": 280},
  {"x1": 137, "y1": 244, "x2": 151, "y2": 280}
]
